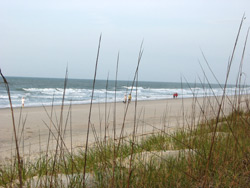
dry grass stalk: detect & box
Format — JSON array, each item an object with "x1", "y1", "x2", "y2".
[
  {"x1": 83, "y1": 34, "x2": 102, "y2": 186},
  {"x1": 0, "y1": 69, "x2": 23, "y2": 187},
  {"x1": 202, "y1": 14, "x2": 246, "y2": 187}
]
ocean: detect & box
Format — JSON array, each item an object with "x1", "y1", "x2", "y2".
[{"x1": 0, "y1": 76, "x2": 246, "y2": 108}]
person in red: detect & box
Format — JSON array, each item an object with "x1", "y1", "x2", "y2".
[{"x1": 173, "y1": 93, "x2": 178, "y2": 98}]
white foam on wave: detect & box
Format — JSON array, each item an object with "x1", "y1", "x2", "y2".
[
  {"x1": 1, "y1": 86, "x2": 249, "y2": 108},
  {"x1": 122, "y1": 86, "x2": 144, "y2": 90},
  {"x1": 0, "y1": 95, "x2": 9, "y2": 99},
  {"x1": 23, "y1": 88, "x2": 92, "y2": 96}
]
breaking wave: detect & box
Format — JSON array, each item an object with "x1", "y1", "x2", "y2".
[{"x1": 1, "y1": 77, "x2": 249, "y2": 108}]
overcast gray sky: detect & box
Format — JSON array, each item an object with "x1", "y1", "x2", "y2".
[{"x1": 0, "y1": 0, "x2": 250, "y2": 84}]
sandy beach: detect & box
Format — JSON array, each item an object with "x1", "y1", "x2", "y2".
[{"x1": 0, "y1": 95, "x2": 247, "y2": 161}]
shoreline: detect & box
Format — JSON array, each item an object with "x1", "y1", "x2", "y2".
[
  {"x1": 0, "y1": 95, "x2": 248, "y2": 161},
  {"x1": 0, "y1": 95, "x2": 185, "y2": 110},
  {"x1": 0, "y1": 93, "x2": 244, "y2": 110}
]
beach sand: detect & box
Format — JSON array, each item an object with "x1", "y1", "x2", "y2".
[{"x1": 0, "y1": 95, "x2": 247, "y2": 161}]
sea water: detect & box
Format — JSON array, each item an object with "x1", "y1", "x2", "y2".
[{"x1": 0, "y1": 76, "x2": 248, "y2": 108}]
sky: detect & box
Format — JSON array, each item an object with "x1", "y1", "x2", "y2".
[{"x1": 0, "y1": 0, "x2": 250, "y2": 84}]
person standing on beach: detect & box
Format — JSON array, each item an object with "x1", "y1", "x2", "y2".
[
  {"x1": 21, "y1": 97, "x2": 25, "y2": 107},
  {"x1": 173, "y1": 93, "x2": 178, "y2": 98},
  {"x1": 128, "y1": 93, "x2": 132, "y2": 103},
  {"x1": 123, "y1": 94, "x2": 127, "y2": 103}
]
